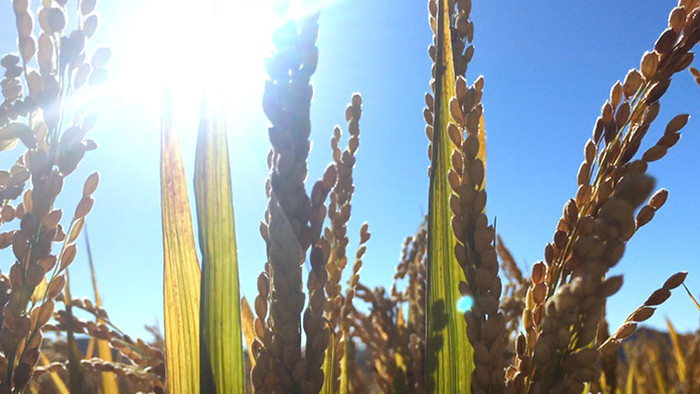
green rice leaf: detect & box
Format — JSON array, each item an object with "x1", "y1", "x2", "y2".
[
  {"x1": 194, "y1": 95, "x2": 245, "y2": 393},
  {"x1": 425, "y1": 0, "x2": 474, "y2": 391},
  {"x1": 339, "y1": 332, "x2": 349, "y2": 394},
  {"x1": 320, "y1": 327, "x2": 336, "y2": 394},
  {"x1": 160, "y1": 91, "x2": 201, "y2": 394}
]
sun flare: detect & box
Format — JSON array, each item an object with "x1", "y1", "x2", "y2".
[{"x1": 98, "y1": 0, "x2": 330, "y2": 125}]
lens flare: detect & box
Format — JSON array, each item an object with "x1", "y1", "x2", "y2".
[{"x1": 456, "y1": 295, "x2": 473, "y2": 313}]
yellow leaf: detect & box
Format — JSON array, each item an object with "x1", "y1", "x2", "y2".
[
  {"x1": 40, "y1": 353, "x2": 69, "y2": 394},
  {"x1": 161, "y1": 91, "x2": 201, "y2": 394},
  {"x1": 665, "y1": 316, "x2": 687, "y2": 384},
  {"x1": 241, "y1": 297, "x2": 256, "y2": 369}
]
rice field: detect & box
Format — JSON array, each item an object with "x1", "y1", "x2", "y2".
[{"x1": 0, "y1": 0, "x2": 699, "y2": 393}]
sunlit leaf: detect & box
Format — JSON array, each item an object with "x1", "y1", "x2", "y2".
[
  {"x1": 160, "y1": 91, "x2": 201, "y2": 394},
  {"x1": 241, "y1": 297, "x2": 256, "y2": 369},
  {"x1": 425, "y1": 0, "x2": 473, "y2": 391},
  {"x1": 84, "y1": 228, "x2": 119, "y2": 394},
  {"x1": 40, "y1": 353, "x2": 69, "y2": 394},
  {"x1": 194, "y1": 95, "x2": 245, "y2": 393},
  {"x1": 665, "y1": 317, "x2": 687, "y2": 384}
]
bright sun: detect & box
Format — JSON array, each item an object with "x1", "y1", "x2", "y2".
[
  {"x1": 93, "y1": 0, "x2": 325, "y2": 127},
  {"x1": 139, "y1": 1, "x2": 277, "y2": 111}
]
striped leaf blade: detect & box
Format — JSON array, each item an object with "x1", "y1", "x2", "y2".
[
  {"x1": 160, "y1": 91, "x2": 201, "y2": 394},
  {"x1": 425, "y1": 0, "x2": 474, "y2": 391},
  {"x1": 194, "y1": 96, "x2": 245, "y2": 393}
]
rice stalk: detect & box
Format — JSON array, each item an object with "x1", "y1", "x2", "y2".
[
  {"x1": 83, "y1": 228, "x2": 118, "y2": 394},
  {"x1": 683, "y1": 283, "x2": 700, "y2": 311}
]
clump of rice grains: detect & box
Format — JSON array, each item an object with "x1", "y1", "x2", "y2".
[
  {"x1": 348, "y1": 223, "x2": 428, "y2": 392},
  {"x1": 250, "y1": 1, "x2": 358, "y2": 391},
  {"x1": 41, "y1": 295, "x2": 166, "y2": 393},
  {"x1": 593, "y1": 271, "x2": 687, "y2": 392},
  {"x1": 321, "y1": 93, "x2": 367, "y2": 392},
  {"x1": 0, "y1": 0, "x2": 111, "y2": 391},
  {"x1": 506, "y1": 1, "x2": 700, "y2": 392}
]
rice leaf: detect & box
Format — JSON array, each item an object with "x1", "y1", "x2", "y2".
[
  {"x1": 321, "y1": 328, "x2": 336, "y2": 394},
  {"x1": 682, "y1": 283, "x2": 700, "y2": 311},
  {"x1": 339, "y1": 333, "x2": 349, "y2": 394},
  {"x1": 40, "y1": 353, "x2": 69, "y2": 394},
  {"x1": 425, "y1": 0, "x2": 473, "y2": 391},
  {"x1": 665, "y1": 317, "x2": 687, "y2": 384},
  {"x1": 194, "y1": 96, "x2": 245, "y2": 393},
  {"x1": 160, "y1": 91, "x2": 201, "y2": 394},
  {"x1": 84, "y1": 228, "x2": 119, "y2": 394},
  {"x1": 240, "y1": 297, "x2": 256, "y2": 369},
  {"x1": 647, "y1": 346, "x2": 667, "y2": 394},
  {"x1": 85, "y1": 337, "x2": 95, "y2": 359},
  {"x1": 625, "y1": 352, "x2": 636, "y2": 394}
]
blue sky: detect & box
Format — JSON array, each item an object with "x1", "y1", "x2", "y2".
[{"x1": 1, "y1": 0, "x2": 699, "y2": 341}]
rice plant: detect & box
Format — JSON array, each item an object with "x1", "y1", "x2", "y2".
[{"x1": 0, "y1": 0, "x2": 699, "y2": 393}]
